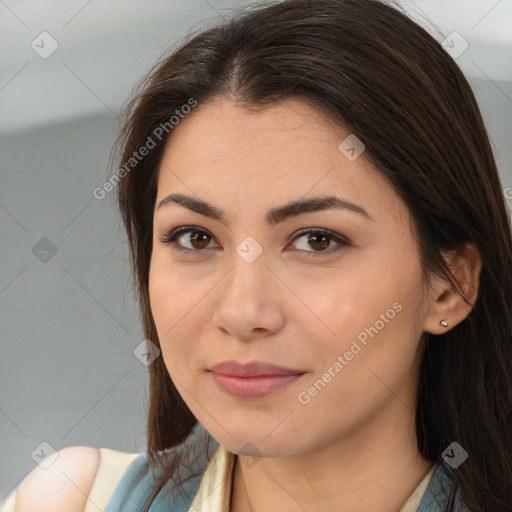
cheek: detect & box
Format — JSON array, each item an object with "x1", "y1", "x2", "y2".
[
  {"x1": 148, "y1": 259, "x2": 202, "y2": 373},
  {"x1": 149, "y1": 250, "x2": 208, "y2": 328},
  {"x1": 297, "y1": 261, "x2": 405, "y2": 344},
  {"x1": 295, "y1": 302, "x2": 421, "y2": 441},
  {"x1": 299, "y1": 255, "x2": 424, "y2": 386}
]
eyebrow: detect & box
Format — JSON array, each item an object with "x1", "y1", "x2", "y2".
[{"x1": 155, "y1": 193, "x2": 373, "y2": 225}]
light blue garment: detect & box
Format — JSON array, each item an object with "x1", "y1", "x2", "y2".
[
  {"x1": 105, "y1": 423, "x2": 218, "y2": 512},
  {"x1": 103, "y1": 451, "x2": 208, "y2": 511},
  {"x1": 105, "y1": 427, "x2": 471, "y2": 511},
  {"x1": 416, "y1": 464, "x2": 471, "y2": 512}
]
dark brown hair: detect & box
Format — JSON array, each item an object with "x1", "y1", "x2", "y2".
[{"x1": 111, "y1": 0, "x2": 512, "y2": 509}]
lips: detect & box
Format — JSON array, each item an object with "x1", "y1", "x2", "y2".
[
  {"x1": 209, "y1": 360, "x2": 305, "y2": 377},
  {"x1": 208, "y1": 360, "x2": 306, "y2": 399}
]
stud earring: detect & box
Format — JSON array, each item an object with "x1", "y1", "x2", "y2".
[{"x1": 440, "y1": 319, "x2": 448, "y2": 327}]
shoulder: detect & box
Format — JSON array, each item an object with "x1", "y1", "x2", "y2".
[{"x1": 15, "y1": 446, "x2": 101, "y2": 512}]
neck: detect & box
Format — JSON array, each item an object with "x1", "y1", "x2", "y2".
[{"x1": 230, "y1": 398, "x2": 433, "y2": 512}]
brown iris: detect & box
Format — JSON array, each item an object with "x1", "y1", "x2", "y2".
[
  {"x1": 307, "y1": 233, "x2": 330, "y2": 251},
  {"x1": 189, "y1": 231, "x2": 211, "y2": 249}
]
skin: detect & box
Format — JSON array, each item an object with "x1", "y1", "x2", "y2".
[{"x1": 149, "y1": 96, "x2": 481, "y2": 512}]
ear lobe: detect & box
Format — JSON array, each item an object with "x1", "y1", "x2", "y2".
[{"x1": 423, "y1": 243, "x2": 482, "y2": 334}]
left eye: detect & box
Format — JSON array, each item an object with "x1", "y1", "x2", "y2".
[
  {"x1": 159, "y1": 227, "x2": 349, "y2": 257},
  {"x1": 291, "y1": 229, "x2": 347, "y2": 255}
]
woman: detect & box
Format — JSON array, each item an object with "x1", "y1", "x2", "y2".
[{"x1": 5, "y1": 0, "x2": 511, "y2": 510}]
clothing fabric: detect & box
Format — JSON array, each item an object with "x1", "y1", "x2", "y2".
[
  {"x1": 102, "y1": 422, "x2": 472, "y2": 511},
  {"x1": 0, "y1": 425, "x2": 472, "y2": 512},
  {"x1": 87, "y1": 448, "x2": 140, "y2": 511},
  {"x1": 103, "y1": 440, "x2": 470, "y2": 512}
]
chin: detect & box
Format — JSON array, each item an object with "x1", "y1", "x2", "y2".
[{"x1": 203, "y1": 420, "x2": 306, "y2": 458}]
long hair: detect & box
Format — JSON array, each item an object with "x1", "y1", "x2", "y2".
[{"x1": 111, "y1": 0, "x2": 512, "y2": 509}]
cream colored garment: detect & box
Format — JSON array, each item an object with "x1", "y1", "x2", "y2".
[
  {"x1": 398, "y1": 463, "x2": 437, "y2": 512},
  {"x1": 0, "y1": 446, "x2": 436, "y2": 512},
  {"x1": 0, "y1": 448, "x2": 139, "y2": 512},
  {"x1": 86, "y1": 448, "x2": 140, "y2": 512}
]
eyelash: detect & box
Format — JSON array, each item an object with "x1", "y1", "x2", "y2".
[{"x1": 158, "y1": 225, "x2": 350, "y2": 258}]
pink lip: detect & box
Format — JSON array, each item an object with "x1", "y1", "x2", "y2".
[
  {"x1": 208, "y1": 360, "x2": 306, "y2": 399},
  {"x1": 209, "y1": 360, "x2": 304, "y2": 377}
]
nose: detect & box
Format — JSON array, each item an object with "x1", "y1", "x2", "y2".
[{"x1": 212, "y1": 249, "x2": 286, "y2": 342}]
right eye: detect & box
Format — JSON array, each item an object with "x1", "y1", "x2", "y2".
[{"x1": 158, "y1": 226, "x2": 220, "y2": 254}]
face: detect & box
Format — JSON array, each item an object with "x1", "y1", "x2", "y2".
[{"x1": 149, "y1": 96, "x2": 430, "y2": 458}]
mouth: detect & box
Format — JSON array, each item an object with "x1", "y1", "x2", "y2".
[{"x1": 208, "y1": 360, "x2": 306, "y2": 399}]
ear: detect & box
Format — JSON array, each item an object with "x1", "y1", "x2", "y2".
[{"x1": 423, "y1": 242, "x2": 482, "y2": 334}]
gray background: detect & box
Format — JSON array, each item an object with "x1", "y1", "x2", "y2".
[{"x1": 1, "y1": 0, "x2": 511, "y2": 502}]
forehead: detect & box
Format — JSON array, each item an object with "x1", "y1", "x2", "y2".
[
  {"x1": 155, "y1": 96, "x2": 405, "y2": 225},
  {"x1": 161, "y1": 96, "x2": 343, "y2": 164}
]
